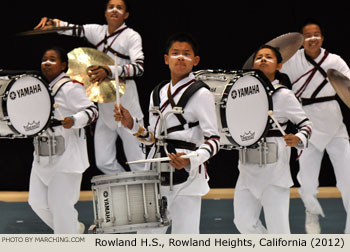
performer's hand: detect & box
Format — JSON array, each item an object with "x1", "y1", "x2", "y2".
[
  {"x1": 62, "y1": 117, "x2": 74, "y2": 129},
  {"x1": 283, "y1": 134, "x2": 300, "y2": 147},
  {"x1": 34, "y1": 17, "x2": 57, "y2": 30},
  {"x1": 114, "y1": 104, "x2": 133, "y2": 129},
  {"x1": 168, "y1": 152, "x2": 190, "y2": 170},
  {"x1": 87, "y1": 66, "x2": 110, "y2": 85}
]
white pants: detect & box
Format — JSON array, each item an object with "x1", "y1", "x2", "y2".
[
  {"x1": 234, "y1": 185, "x2": 291, "y2": 234},
  {"x1": 297, "y1": 137, "x2": 350, "y2": 233},
  {"x1": 94, "y1": 118, "x2": 146, "y2": 174},
  {"x1": 28, "y1": 171, "x2": 82, "y2": 234},
  {"x1": 138, "y1": 186, "x2": 202, "y2": 234}
]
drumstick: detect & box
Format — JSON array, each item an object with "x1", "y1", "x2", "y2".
[
  {"x1": 126, "y1": 153, "x2": 199, "y2": 165},
  {"x1": 268, "y1": 110, "x2": 286, "y2": 136},
  {"x1": 54, "y1": 104, "x2": 65, "y2": 120},
  {"x1": 114, "y1": 54, "x2": 121, "y2": 128}
]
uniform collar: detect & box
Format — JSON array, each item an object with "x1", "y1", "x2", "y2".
[
  {"x1": 169, "y1": 72, "x2": 195, "y2": 91},
  {"x1": 107, "y1": 23, "x2": 127, "y2": 36},
  {"x1": 49, "y1": 72, "x2": 67, "y2": 88}
]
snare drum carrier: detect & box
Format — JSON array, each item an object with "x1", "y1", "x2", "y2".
[
  {"x1": 0, "y1": 71, "x2": 53, "y2": 138},
  {"x1": 150, "y1": 79, "x2": 209, "y2": 188}
]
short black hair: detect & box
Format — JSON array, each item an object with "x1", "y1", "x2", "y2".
[
  {"x1": 105, "y1": 0, "x2": 130, "y2": 12},
  {"x1": 300, "y1": 18, "x2": 324, "y2": 36},
  {"x1": 42, "y1": 46, "x2": 69, "y2": 72},
  {"x1": 253, "y1": 44, "x2": 283, "y2": 64},
  {"x1": 165, "y1": 32, "x2": 199, "y2": 56}
]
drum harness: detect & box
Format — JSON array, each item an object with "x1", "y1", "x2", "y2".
[
  {"x1": 33, "y1": 76, "x2": 73, "y2": 163},
  {"x1": 150, "y1": 79, "x2": 210, "y2": 189},
  {"x1": 295, "y1": 51, "x2": 333, "y2": 105},
  {"x1": 239, "y1": 83, "x2": 288, "y2": 167}
]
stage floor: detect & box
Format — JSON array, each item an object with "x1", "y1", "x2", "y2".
[{"x1": 0, "y1": 188, "x2": 346, "y2": 234}]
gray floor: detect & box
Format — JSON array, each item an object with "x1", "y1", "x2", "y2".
[{"x1": 0, "y1": 198, "x2": 346, "y2": 234}]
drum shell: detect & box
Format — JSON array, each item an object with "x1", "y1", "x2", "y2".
[
  {"x1": 195, "y1": 69, "x2": 273, "y2": 149},
  {"x1": 91, "y1": 171, "x2": 168, "y2": 233}
]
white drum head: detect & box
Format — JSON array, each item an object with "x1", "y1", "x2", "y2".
[
  {"x1": 6, "y1": 76, "x2": 52, "y2": 136},
  {"x1": 224, "y1": 74, "x2": 271, "y2": 147}
]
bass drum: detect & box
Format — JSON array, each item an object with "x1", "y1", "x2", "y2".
[
  {"x1": 0, "y1": 74, "x2": 53, "y2": 138},
  {"x1": 195, "y1": 69, "x2": 274, "y2": 149}
]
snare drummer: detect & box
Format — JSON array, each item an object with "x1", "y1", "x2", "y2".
[
  {"x1": 34, "y1": 0, "x2": 146, "y2": 174},
  {"x1": 233, "y1": 45, "x2": 312, "y2": 234},
  {"x1": 114, "y1": 33, "x2": 220, "y2": 233},
  {"x1": 28, "y1": 47, "x2": 98, "y2": 234}
]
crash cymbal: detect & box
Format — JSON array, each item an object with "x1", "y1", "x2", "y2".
[
  {"x1": 16, "y1": 27, "x2": 74, "y2": 36},
  {"x1": 327, "y1": 68, "x2": 350, "y2": 109},
  {"x1": 243, "y1": 32, "x2": 303, "y2": 69},
  {"x1": 66, "y1": 47, "x2": 125, "y2": 103}
]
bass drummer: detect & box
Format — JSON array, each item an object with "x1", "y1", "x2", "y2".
[
  {"x1": 114, "y1": 32, "x2": 220, "y2": 233},
  {"x1": 28, "y1": 47, "x2": 98, "y2": 234},
  {"x1": 233, "y1": 45, "x2": 312, "y2": 234}
]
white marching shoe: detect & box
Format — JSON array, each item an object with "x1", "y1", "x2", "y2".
[
  {"x1": 79, "y1": 222, "x2": 85, "y2": 234},
  {"x1": 305, "y1": 210, "x2": 321, "y2": 234}
]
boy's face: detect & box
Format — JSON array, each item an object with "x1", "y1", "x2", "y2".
[
  {"x1": 164, "y1": 42, "x2": 200, "y2": 78},
  {"x1": 105, "y1": 0, "x2": 129, "y2": 28}
]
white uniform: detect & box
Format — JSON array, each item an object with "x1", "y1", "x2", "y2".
[
  {"x1": 59, "y1": 22, "x2": 145, "y2": 173},
  {"x1": 234, "y1": 81, "x2": 312, "y2": 234},
  {"x1": 281, "y1": 48, "x2": 350, "y2": 233},
  {"x1": 28, "y1": 73, "x2": 98, "y2": 234},
  {"x1": 131, "y1": 73, "x2": 220, "y2": 233}
]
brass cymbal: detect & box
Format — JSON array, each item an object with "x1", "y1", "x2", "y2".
[
  {"x1": 243, "y1": 32, "x2": 304, "y2": 69},
  {"x1": 327, "y1": 68, "x2": 350, "y2": 109},
  {"x1": 66, "y1": 47, "x2": 125, "y2": 103},
  {"x1": 16, "y1": 27, "x2": 74, "y2": 36}
]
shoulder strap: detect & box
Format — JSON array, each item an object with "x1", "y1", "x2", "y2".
[
  {"x1": 272, "y1": 83, "x2": 287, "y2": 94},
  {"x1": 170, "y1": 80, "x2": 209, "y2": 126},
  {"x1": 152, "y1": 80, "x2": 169, "y2": 107},
  {"x1": 176, "y1": 80, "x2": 209, "y2": 109},
  {"x1": 304, "y1": 51, "x2": 329, "y2": 98},
  {"x1": 51, "y1": 77, "x2": 72, "y2": 96}
]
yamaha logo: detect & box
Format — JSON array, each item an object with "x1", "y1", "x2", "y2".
[
  {"x1": 9, "y1": 91, "x2": 17, "y2": 100},
  {"x1": 231, "y1": 84, "x2": 260, "y2": 99},
  {"x1": 231, "y1": 90, "x2": 237, "y2": 99}
]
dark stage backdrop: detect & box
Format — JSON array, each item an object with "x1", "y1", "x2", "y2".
[{"x1": 1, "y1": 0, "x2": 349, "y2": 190}]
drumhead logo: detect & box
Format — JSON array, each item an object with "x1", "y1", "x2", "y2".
[
  {"x1": 23, "y1": 121, "x2": 40, "y2": 132},
  {"x1": 231, "y1": 84, "x2": 260, "y2": 99},
  {"x1": 12, "y1": 84, "x2": 42, "y2": 100},
  {"x1": 103, "y1": 190, "x2": 111, "y2": 223},
  {"x1": 240, "y1": 131, "x2": 255, "y2": 142}
]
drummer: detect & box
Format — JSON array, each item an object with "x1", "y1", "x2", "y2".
[
  {"x1": 28, "y1": 46, "x2": 98, "y2": 234},
  {"x1": 34, "y1": 0, "x2": 146, "y2": 175},
  {"x1": 281, "y1": 19, "x2": 350, "y2": 234},
  {"x1": 114, "y1": 32, "x2": 220, "y2": 234},
  {"x1": 233, "y1": 45, "x2": 312, "y2": 234}
]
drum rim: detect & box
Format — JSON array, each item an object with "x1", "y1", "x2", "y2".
[
  {"x1": 220, "y1": 69, "x2": 273, "y2": 148},
  {"x1": 2, "y1": 74, "x2": 54, "y2": 137}
]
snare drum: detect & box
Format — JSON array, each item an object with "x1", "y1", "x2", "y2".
[
  {"x1": 0, "y1": 74, "x2": 53, "y2": 137},
  {"x1": 91, "y1": 171, "x2": 169, "y2": 233},
  {"x1": 195, "y1": 69, "x2": 274, "y2": 148}
]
